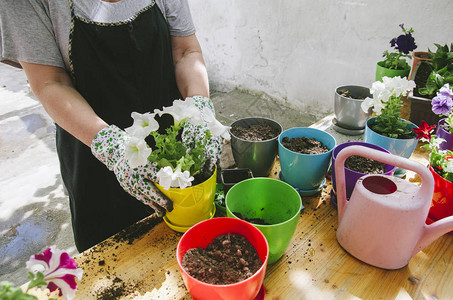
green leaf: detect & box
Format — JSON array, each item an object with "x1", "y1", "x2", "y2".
[
  {"x1": 0, "y1": 281, "x2": 38, "y2": 300},
  {"x1": 26, "y1": 272, "x2": 47, "y2": 291}
]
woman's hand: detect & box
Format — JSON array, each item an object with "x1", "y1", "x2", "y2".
[{"x1": 91, "y1": 125, "x2": 173, "y2": 216}]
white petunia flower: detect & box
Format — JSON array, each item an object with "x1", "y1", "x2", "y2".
[
  {"x1": 156, "y1": 166, "x2": 175, "y2": 190},
  {"x1": 125, "y1": 112, "x2": 159, "y2": 138},
  {"x1": 125, "y1": 136, "x2": 152, "y2": 168},
  {"x1": 156, "y1": 166, "x2": 194, "y2": 190},
  {"x1": 156, "y1": 99, "x2": 203, "y2": 126},
  {"x1": 173, "y1": 170, "x2": 194, "y2": 189},
  {"x1": 365, "y1": 76, "x2": 415, "y2": 114},
  {"x1": 202, "y1": 106, "x2": 231, "y2": 140}
]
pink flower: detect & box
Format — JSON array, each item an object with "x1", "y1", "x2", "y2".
[{"x1": 26, "y1": 247, "x2": 83, "y2": 300}]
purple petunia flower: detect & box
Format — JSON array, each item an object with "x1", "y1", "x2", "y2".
[
  {"x1": 432, "y1": 94, "x2": 453, "y2": 116},
  {"x1": 395, "y1": 33, "x2": 417, "y2": 54},
  {"x1": 439, "y1": 83, "x2": 453, "y2": 98}
]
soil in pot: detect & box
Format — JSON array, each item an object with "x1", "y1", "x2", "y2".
[
  {"x1": 345, "y1": 155, "x2": 386, "y2": 174},
  {"x1": 339, "y1": 89, "x2": 367, "y2": 100},
  {"x1": 231, "y1": 124, "x2": 280, "y2": 141},
  {"x1": 281, "y1": 136, "x2": 329, "y2": 154},
  {"x1": 232, "y1": 211, "x2": 271, "y2": 225},
  {"x1": 182, "y1": 233, "x2": 262, "y2": 285}
]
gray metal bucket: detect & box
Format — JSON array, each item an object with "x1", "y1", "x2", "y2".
[
  {"x1": 334, "y1": 85, "x2": 372, "y2": 130},
  {"x1": 229, "y1": 117, "x2": 282, "y2": 177}
]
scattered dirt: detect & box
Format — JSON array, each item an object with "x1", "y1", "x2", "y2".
[
  {"x1": 111, "y1": 215, "x2": 162, "y2": 245},
  {"x1": 231, "y1": 124, "x2": 280, "y2": 141},
  {"x1": 233, "y1": 211, "x2": 271, "y2": 225},
  {"x1": 182, "y1": 233, "x2": 262, "y2": 285},
  {"x1": 281, "y1": 136, "x2": 329, "y2": 154},
  {"x1": 96, "y1": 277, "x2": 127, "y2": 299},
  {"x1": 345, "y1": 155, "x2": 387, "y2": 174}
]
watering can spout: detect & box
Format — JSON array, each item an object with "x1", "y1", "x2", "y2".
[{"x1": 414, "y1": 216, "x2": 453, "y2": 256}]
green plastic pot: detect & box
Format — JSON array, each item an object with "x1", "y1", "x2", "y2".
[
  {"x1": 225, "y1": 178, "x2": 302, "y2": 264},
  {"x1": 375, "y1": 61, "x2": 410, "y2": 82}
]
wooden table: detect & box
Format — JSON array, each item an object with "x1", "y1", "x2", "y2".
[{"x1": 30, "y1": 144, "x2": 453, "y2": 300}]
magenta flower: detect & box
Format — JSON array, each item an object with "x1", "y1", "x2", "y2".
[{"x1": 26, "y1": 247, "x2": 83, "y2": 300}]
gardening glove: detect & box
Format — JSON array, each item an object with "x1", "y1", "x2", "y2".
[
  {"x1": 182, "y1": 96, "x2": 230, "y2": 172},
  {"x1": 91, "y1": 125, "x2": 173, "y2": 217}
]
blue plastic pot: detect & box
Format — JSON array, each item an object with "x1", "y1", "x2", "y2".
[
  {"x1": 278, "y1": 127, "x2": 336, "y2": 194},
  {"x1": 364, "y1": 117, "x2": 418, "y2": 176}
]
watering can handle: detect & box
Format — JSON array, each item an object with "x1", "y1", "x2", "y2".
[{"x1": 334, "y1": 145, "x2": 434, "y2": 222}]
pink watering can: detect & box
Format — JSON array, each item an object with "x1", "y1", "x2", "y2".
[{"x1": 335, "y1": 145, "x2": 453, "y2": 270}]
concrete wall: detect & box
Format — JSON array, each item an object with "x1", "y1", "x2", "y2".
[{"x1": 189, "y1": 0, "x2": 453, "y2": 115}]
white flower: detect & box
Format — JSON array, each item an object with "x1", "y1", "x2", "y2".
[
  {"x1": 155, "y1": 99, "x2": 203, "y2": 126},
  {"x1": 363, "y1": 76, "x2": 415, "y2": 114},
  {"x1": 26, "y1": 247, "x2": 83, "y2": 300},
  {"x1": 125, "y1": 112, "x2": 159, "y2": 138},
  {"x1": 125, "y1": 136, "x2": 152, "y2": 168},
  {"x1": 156, "y1": 166, "x2": 174, "y2": 190},
  {"x1": 202, "y1": 106, "x2": 231, "y2": 140},
  {"x1": 173, "y1": 170, "x2": 194, "y2": 189},
  {"x1": 445, "y1": 160, "x2": 453, "y2": 174},
  {"x1": 156, "y1": 165, "x2": 194, "y2": 190}
]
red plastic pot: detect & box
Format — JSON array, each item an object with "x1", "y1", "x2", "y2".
[
  {"x1": 427, "y1": 166, "x2": 453, "y2": 234},
  {"x1": 176, "y1": 217, "x2": 269, "y2": 300}
]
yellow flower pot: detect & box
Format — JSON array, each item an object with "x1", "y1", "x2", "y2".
[{"x1": 155, "y1": 166, "x2": 217, "y2": 232}]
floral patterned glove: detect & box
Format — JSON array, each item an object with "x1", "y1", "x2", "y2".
[
  {"x1": 91, "y1": 125, "x2": 173, "y2": 216},
  {"x1": 182, "y1": 96, "x2": 230, "y2": 172}
]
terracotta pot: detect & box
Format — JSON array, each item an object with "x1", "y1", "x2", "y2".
[
  {"x1": 409, "y1": 51, "x2": 432, "y2": 80},
  {"x1": 427, "y1": 166, "x2": 453, "y2": 234},
  {"x1": 436, "y1": 119, "x2": 453, "y2": 151}
]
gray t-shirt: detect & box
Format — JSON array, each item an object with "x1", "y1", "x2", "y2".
[{"x1": 0, "y1": 0, "x2": 195, "y2": 69}]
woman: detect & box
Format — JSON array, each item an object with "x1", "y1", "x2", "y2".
[{"x1": 0, "y1": 0, "x2": 215, "y2": 251}]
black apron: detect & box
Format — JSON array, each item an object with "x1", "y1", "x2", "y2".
[{"x1": 57, "y1": 0, "x2": 181, "y2": 252}]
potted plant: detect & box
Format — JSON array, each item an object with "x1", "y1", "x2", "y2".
[
  {"x1": 333, "y1": 85, "x2": 372, "y2": 135},
  {"x1": 278, "y1": 127, "x2": 336, "y2": 195},
  {"x1": 225, "y1": 178, "x2": 302, "y2": 264},
  {"x1": 176, "y1": 217, "x2": 268, "y2": 300},
  {"x1": 229, "y1": 117, "x2": 282, "y2": 177},
  {"x1": 124, "y1": 98, "x2": 230, "y2": 232},
  {"x1": 362, "y1": 76, "x2": 421, "y2": 176},
  {"x1": 330, "y1": 141, "x2": 396, "y2": 207},
  {"x1": 430, "y1": 83, "x2": 453, "y2": 150},
  {"x1": 375, "y1": 24, "x2": 417, "y2": 82},
  {"x1": 408, "y1": 43, "x2": 453, "y2": 125},
  {"x1": 420, "y1": 129, "x2": 453, "y2": 233}
]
